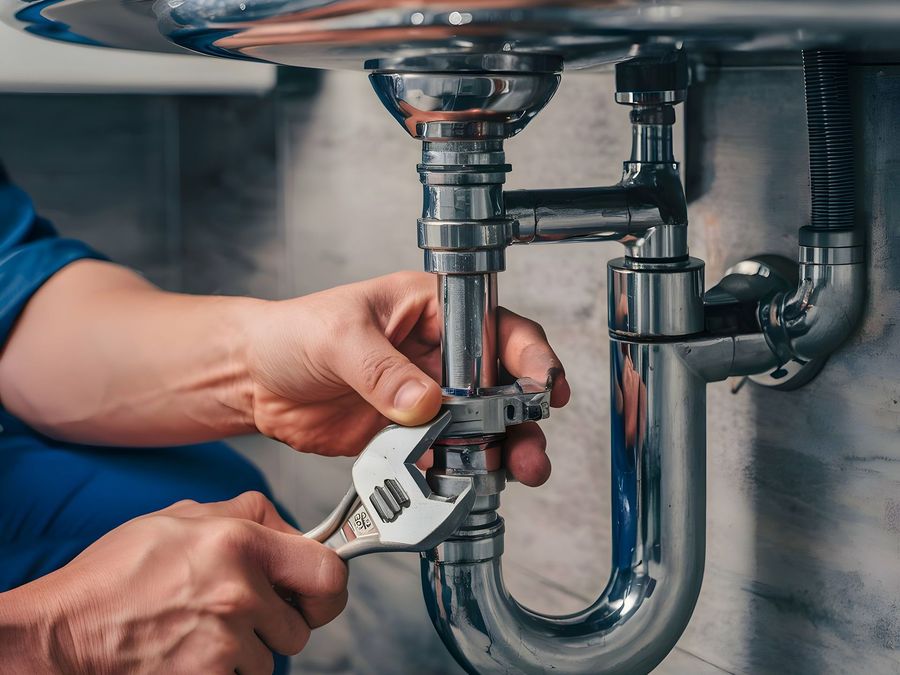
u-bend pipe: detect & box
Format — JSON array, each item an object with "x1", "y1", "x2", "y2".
[{"x1": 422, "y1": 329, "x2": 708, "y2": 674}]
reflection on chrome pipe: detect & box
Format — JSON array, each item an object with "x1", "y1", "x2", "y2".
[
  {"x1": 439, "y1": 273, "x2": 498, "y2": 393},
  {"x1": 506, "y1": 186, "x2": 630, "y2": 243},
  {"x1": 422, "y1": 338, "x2": 706, "y2": 674}
]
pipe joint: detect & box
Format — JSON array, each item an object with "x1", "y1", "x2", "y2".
[
  {"x1": 504, "y1": 165, "x2": 688, "y2": 259},
  {"x1": 761, "y1": 256, "x2": 865, "y2": 364}
]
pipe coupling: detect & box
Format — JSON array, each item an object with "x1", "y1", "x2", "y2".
[
  {"x1": 608, "y1": 257, "x2": 705, "y2": 338},
  {"x1": 423, "y1": 495, "x2": 504, "y2": 564}
]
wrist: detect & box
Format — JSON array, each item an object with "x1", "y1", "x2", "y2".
[
  {"x1": 0, "y1": 580, "x2": 64, "y2": 673},
  {"x1": 216, "y1": 295, "x2": 273, "y2": 436}
]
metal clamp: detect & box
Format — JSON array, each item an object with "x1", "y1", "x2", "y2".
[{"x1": 440, "y1": 378, "x2": 551, "y2": 437}]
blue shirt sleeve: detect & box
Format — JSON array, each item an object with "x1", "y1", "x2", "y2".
[{"x1": 0, "y1": 179, "x2": 106, "y2": 346}]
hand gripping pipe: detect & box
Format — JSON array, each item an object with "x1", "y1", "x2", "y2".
[{"x1": 368, "y1": 47, "x2": 864, "y2": 674}]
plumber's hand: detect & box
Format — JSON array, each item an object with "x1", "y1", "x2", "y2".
[
  {"x1": 5, "y1": 491, "x2": 347, "y2": 674},
  {"x1": 247, "y1": 271, "x2": 570, "y2": 486}
]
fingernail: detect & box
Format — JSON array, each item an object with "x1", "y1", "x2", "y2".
[
  {"x1": 394, "y1": 380, "x2": 429, "y2": 411},
  {"x1": 546, "y1": 368, "x2": 561, "y2": 389}
]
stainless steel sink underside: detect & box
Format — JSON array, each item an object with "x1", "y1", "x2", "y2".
[{"x1": 4, "y1": 0, "x2": 900, "y2": 70}]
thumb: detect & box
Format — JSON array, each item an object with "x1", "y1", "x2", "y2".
[{"x1": 328, "y1": 326, "x2": 442, "y2": 425}]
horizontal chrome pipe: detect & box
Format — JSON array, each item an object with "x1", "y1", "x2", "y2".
[
  {"x1": 506, "y1": 165, "x2": 688, "y2": 260},
  {"x1": 506, "y1": 185, "x2": 631, "y2": 243}
]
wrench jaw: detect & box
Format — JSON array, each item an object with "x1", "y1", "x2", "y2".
[{"x1": 310, "y1": 412, "x2": 477, "y2": 560}]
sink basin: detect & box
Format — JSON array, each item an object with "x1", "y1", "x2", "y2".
[{"x1": 5, "y1": 0, "x2": 900, "y2": 70}]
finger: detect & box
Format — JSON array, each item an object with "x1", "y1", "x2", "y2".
[
  {"x1": 295, "y1": 586, "x2": 349, "y2": 629},
  {"x1": 251, "y1": 580, "x2": 312, "y2": 656},
  {"x1": 376, "y1": 271, "x2": 442, "y2": 349},
  {"x1": 503, "y1": 422, "x2": 551, "y2": 487},
  {"x1": 497, "y1": 308, "x2": 571, "y2": 408},
  {"x1": 326, "y1": 325, "x2": 442, "y2": 426},
  {"x1": 233, "y1": 630, "x2": 275, "y2": 675},
  {"x1": 171, "y1": 492, "x2": 299, "y2": 535},
  {"x1": 245, "y1": 527, "x2": 349, "y2": 602}
]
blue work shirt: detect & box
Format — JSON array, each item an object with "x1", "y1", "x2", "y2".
[{"x1": 0, "y1": 169, "x2": 279, "y2": 598}]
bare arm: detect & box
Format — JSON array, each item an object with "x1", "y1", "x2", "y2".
[{"x1": 0, "y1": 260, "x2": 260, "y2": 446}]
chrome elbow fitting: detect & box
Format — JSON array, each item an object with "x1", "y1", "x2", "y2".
[{"x1": 761, "y1": 231, "x2": 866, "y2": 365}]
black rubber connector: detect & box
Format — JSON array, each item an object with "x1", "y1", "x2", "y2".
[{"x1": 616, "y1": 49, "x2": 688, "y2": 94}]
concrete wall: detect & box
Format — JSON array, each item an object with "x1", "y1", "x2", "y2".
[{"x1": 0, "y1": 61, "x2": 897, "y2": 675}]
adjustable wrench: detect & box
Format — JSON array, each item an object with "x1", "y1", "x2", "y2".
[{"x1": 304, "y1": 412, "x2": 475, "y2": 559}]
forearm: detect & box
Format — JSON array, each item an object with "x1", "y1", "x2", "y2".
[{"x1": 0, "y1": 260, "x2": 262, "y2": 445}]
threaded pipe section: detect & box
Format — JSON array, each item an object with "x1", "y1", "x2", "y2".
[{"x1": 802, "y1": 50, "x2": 855, "y2": 231}]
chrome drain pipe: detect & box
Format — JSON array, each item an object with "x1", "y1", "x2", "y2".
[{"x1": 368, "y1": 47, "x2": 865, "y2": 675}]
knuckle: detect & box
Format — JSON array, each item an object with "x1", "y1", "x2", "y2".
[
  {"x1": 207, "y1": 519, "x2": 250, "y2": 555},
  {"x1": 360, "y1": 350, "x2": 405, "y2": 395},
  {"x1": 209, "y1": 579, "x2": 256, "y2": 616},
  {"x1": 237, "y1": 490, "x2": 272, "y2": 519},
  {"x1": 158, "y1": 498, "x2": 198, "y2": 516}
]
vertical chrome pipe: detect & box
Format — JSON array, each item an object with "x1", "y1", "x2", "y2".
[
  {"x1": 631, "y1": 121, "x2": 675, "y2": 164},
  {"x1": 439, "y1": 273, "x2": 499, "y2": 393}
]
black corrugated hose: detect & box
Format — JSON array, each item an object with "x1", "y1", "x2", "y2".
[{"x1": 801, "y1": 50, "x2": 855, "y2": 232}]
